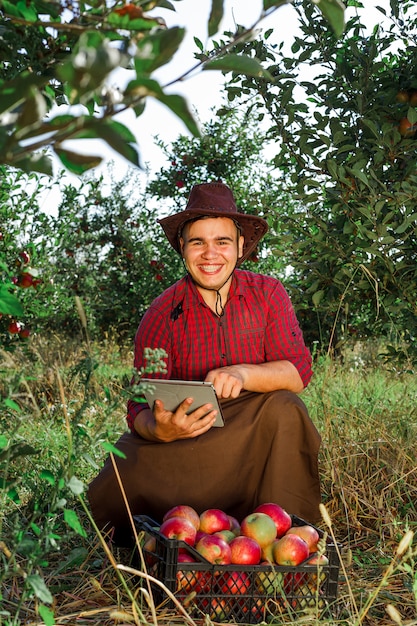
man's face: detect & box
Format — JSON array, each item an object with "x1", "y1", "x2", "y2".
[{"x1": 179, "y1": 217, "x2": 244, "y2": 290}]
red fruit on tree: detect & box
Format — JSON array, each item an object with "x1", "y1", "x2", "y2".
[
  {"x1": 254, "y1": 502, "x2": 292, "y2": 537},
  {"x1": 8, "y1": 321, "x2": 22, "y2": 334},
  {"x1": 19, "y1": 328, "x2": 30, "y2": 339},
  {"x1": 18, "y1": 272, "x2": 34, "y2": 288},
  {"x1": 19, "y1": 251, "x2": 30, "y2": 264}
]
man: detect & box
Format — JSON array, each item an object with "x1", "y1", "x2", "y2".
[{"x1": 88, "y1": 182, "x2": 321, "y2": 544}]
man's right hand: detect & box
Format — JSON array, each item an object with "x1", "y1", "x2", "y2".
[{"x1": 134, "y1": 398, "x2": 218, "y2": 442}]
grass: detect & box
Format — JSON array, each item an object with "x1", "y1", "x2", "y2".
[{"x1": 1, "y1": 335, "x2": 417, "y2": 626}]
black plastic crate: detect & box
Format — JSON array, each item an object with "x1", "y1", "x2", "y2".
[{"x1": 133, "y1": 514, "x2": 340, "y2": 623}]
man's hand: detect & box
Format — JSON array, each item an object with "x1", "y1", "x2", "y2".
[
  {"x1": 205, "y1": 365, "x2": 246, "y2": 399},
  {"x1": 134, "y1": 398, "x2": 218, "y2": 442}
]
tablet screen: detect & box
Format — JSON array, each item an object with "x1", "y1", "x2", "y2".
[{"x1": 138, "y1": 378, "x2": 224, "y2": 427}]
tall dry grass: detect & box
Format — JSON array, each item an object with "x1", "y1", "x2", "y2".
[{"x1": 1, "y1": 336, "x2": 416, "y2": 625}]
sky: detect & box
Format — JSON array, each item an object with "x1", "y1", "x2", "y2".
[{"x1": 42, "y1": 0, "x2": 393, "y2": 203}]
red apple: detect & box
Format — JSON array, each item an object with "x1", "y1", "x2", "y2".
[
  {"x1": 162, "y1": 504, "x2": 200, "y2": 531},
  {"x1": 240, "y1": 512, "x2": 277, "y2": 548},
  {"x1": 195, "y1": 530, "x2": 208, "y2": 544},
  {"x1": 220, "y1": 570, "x2": 251, "y2": 595},
  {"x1": 195, "y1": 534, "x2": 232, "y2": 564},
  {"x1": 199, "y1": 508, "x2": 231, "y2": 534},
  {"x1": 254, "y1": 502, "x2": 292, "y2": 537},
  {"x1": 286, "y1": 524, "x2": 320, "y2": 552},
  {"x1": 176, "y1": 553, "x2": 201, "y2": 592},
  {"x1": 227, "y1": 514, "x2": 241, "y2": 536},
  {"x1": 273, "y1": 534, "x2": 309, "y2": 566},
  {"x1": 159, "y1": 516, "x2": 197, "y2": 546},
  {"x1": 229, "y1": 535, "x2": 261, "y2": 565},
  {"x1": 18, "y1": 272, "x2": 34, "y2": 288},
  {"x1": 8, "y1": 321, "x2": 22, "y2": 334}
]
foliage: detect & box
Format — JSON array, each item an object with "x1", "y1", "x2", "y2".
[
  {"x1": 222, "y1": 0, "x2": 417, "y2": 361},
  {"x1": 1, "y1": 107, "x2": 302, "y2": 345},
  {"x1": 0, "y1": 0, "x2": 344, "y2": 175}
]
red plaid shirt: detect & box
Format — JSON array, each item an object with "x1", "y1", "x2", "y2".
[{"x1": 126, "y1": 270, "x2": 312, "y2": 431}]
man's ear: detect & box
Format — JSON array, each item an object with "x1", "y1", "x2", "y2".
[
  {"x1": 238, "y1": 235, "x2": 244, "y2": 258},
  {"x1": 179, "y1": 237, "x2": 185, "y2": 255}
]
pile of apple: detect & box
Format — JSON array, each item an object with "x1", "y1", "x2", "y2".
[{"x1": 145, "y1": 502, "x2": 328, "y2": 570}]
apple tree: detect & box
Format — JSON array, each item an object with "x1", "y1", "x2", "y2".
[
  {"x1": 222, "y1": 0, "x2": 417, "y2": 362},
  {"x1": 0, "y1": 0, "x2": 344, "y2": 176}
]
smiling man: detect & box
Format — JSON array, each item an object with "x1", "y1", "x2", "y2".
[{"x1": 88, "y1": 182, "x2": 322, "y2": 545}]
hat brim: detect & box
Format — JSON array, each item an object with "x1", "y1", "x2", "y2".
[{"x1": 158, "y1": 209, "x2": 268, "y2": 265}]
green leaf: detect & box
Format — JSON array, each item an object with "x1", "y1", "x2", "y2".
[
  {"x1": 208, "y1": 0, "x2": 224, "y2": 37},
  {"x1": 310, "y1": 0, "x2": 346, "y2": 37},
  {"x1": 0, "y1": 284, "x2": 24, "y2": 316},
  {"x1": 26, "y1": 574, "x2": 53, "y2": 604},
  {"x1": 67, "y1": 476, "x2": 84, "y2": 495},
  {"x1": 88, "y1": 120, "x2": 141, "y2": 167},
  {"x1": 0, "y1": 73, "x2": 46, "y2": 115},
  {"x1": 38, "y1": 604, "x2": 55, "y2": 626},
  {"x1": 204, "y1": 54, "x2": 274, "y2": 81},
  {"x1": 102, "y1": 441, "x2": 127, "y2": 458},
  {"x1": 134, "y1": 27, "x2": 185, "y2": 74},
  {"x1": 53, "y1": 148, "x2": 103, "y2": 175},
  {"x1": 157, "y1": 93, "x2": 201, "y2": 137},
  {"x1": 2, "y1": 398, "x2": 21, "y2": 412},
  {"x1": 64, "y1": 509, "x2": 87, "y2": 537},
  {"x1": 312, "y1": 290, "x2": 325, "y2": 306},
  {"x1": 40, "y1": 470, "x2": 55, "y2": 485},
  {"x1": 12, "y1": 153, "x2": 53, "y2": 176},
  {"x1": 263, "y1": 0, "x2": 291, "y2": 10}
]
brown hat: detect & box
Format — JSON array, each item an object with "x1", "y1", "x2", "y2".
[{"x1": 158, "y1": 182, "x2": 268, "y2": 264}]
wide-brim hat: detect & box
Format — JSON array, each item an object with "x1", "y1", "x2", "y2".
[{"x1": 158, "y1": 182, "x2": 269, "y2": 265}]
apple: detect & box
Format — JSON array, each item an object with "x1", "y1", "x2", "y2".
[
  {"x1": 256, "y1": 566, "x2": 284, "y2": 595},
  {"x1": 229, "y1": 535, "x2": 261, "y2": 565},
  {"x1": 214, "y1": 529, "x2": 236, "y2": 543},
  {"x1": 399, "y1": 117, "x2": 417, "y2": 137},
  {"x1": 176, "y1": 553, "x2": 201, "y2": 593},
  {"x1": 220, "y1": 570, "x2": 251, "y2": 595},
  {"x1": 159, "y1": 516, "x2": 197, "y2": 546},
  {"x1": 307, "y1": 553, "x2": 329, "y2": 586},
  {"x1": 227, "y1": 514, "x2": 241, "y2": 536},
  {"x1": 273, "y1": 534, "x2": 309, "y2": 566},
  {"x1": 261, "y1": 539, "x2": 281, "y2": 563},
  {"x1": 195, "y1": 534, "x2": 232, "y2": 564},
  {"x1": 19, "y1": 250, "x2": 30, "y2": 264},
  {"x1": 199, "y1": 508, "x2": 231, "y2": 534},
  {"x1": 396, "y1": 89, "x2": 410, "y2": 104},
  {"x1": 195, "y1": 530, "x2": 208, "y2": 544},
  {"x1": 18, "y1": 272, "x2": 34, "y2": 288},
  {"x1": 162, "y1": 504, "x2": 200, "y2": 531},
  {"x1": 283, "y1": 570, "x2": 307, "y2": 594},
  {"x1": 240, "y1": 512, "x2": 277, "y2": 548},
  {"x1": 254, "y1": 502, "x2": 292, "y2": 537},
  {"x1": 19, "y1": 328, "x2": 30, "y2": 339},
  {"x1": 285, "y1": 525, "x2": 320, "y2": 552},
  {"x1": 8, "y1": 321, "x2": 22, "y2": 334}
]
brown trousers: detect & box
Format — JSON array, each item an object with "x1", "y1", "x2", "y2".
[{"x1": 87, "y1": 390, "x2": 322, "y2": 543}]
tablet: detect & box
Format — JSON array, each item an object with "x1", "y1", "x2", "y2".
[{"x1": 138, "y1": 378, "x2": 224, "y2": 427}]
